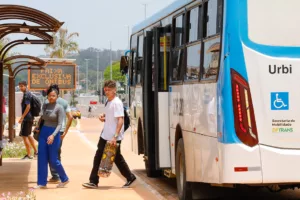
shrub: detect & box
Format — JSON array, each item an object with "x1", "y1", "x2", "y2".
[
  {"x1": 1, "y1": 189, "x2": 36, "y2": 200},
  {"x1": 2, "y1": 142, "x2": 27, "y2": 158}
]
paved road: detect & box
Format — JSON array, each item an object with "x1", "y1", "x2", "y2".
[{"x1": 76, "y1": 104, "x2": 105, "y2": 118}]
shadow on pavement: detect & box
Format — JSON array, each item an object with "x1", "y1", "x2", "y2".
[
  {"x1": 192, "y1": 183, "x2": 300, "y2": 200},
  {"x1": 0, "y1": 160, "x2": 32, "y2": 194},
  {"x1": 82, "y1": 186, "x2": 119, "y2": 190},
  {"x1": 128, "y1": 169, "x2": 300, "y2": 200}
]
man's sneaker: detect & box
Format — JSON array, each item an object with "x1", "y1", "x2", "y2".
[
  {"x1": 82, "y1": 182, "x2": 98, "y2": 189},
  {"x1": 21, "y1": 155, "x2": 33, "y2": 160},
  {"x1": 122, "y1": 176, "x2": 137, "y2": 188},
  {"x1": 48, "y1": 177, "x2": 60, "y2": 184},
  {"x1": 56, "y1": 180, "x2": 70, "y2": 188},
  {"x1": 34, "y1": 152, "x2": 38, "y2": 158}
]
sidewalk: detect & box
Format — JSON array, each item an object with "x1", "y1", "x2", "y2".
[{"x1": 0, "y1": 119, "x2": 160, "y2": 200}]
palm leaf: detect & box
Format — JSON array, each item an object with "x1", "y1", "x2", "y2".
[
  {"x1": 45, "y1": 28, "x2": 79, "y2": 58},
  {"x1": 67, "y1": 32, "x2": 79, "y2": 40}
]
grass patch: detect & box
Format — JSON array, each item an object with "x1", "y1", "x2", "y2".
[
  {"x1": 2, "y1": 119, "x2": 78, "y2": 158},
  {"x1": 1, "y1": 190, "x2": 36, "y2": 199},
  {"x1": 2, "y1": 142, "x2": 27, "y2": 158}
]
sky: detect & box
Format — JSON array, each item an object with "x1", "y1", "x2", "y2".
[{"x1": 2, "y1": 0, "x2": 176, "y2": 57}]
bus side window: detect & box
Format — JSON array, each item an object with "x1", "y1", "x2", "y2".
[
  {"x1": 171, "y1": 14, "x2": 185, "y2": 82},
  {"x1": 130, "y1": 51, "x2": 136, "y2": 85},
  {"x1": 185, "y1": 6, "x2": 201, "y2": 81},
  {"x1": 201, "y1": 0, "x2": 222, "y2": 81},
  {"x1": 174, "y1": 15, "x2": 184, "y2": 47},
  {"x1": 131, "y1": 34, "x2": 138, "y2": 85},
  {"x1": 187, "y1": 6, "x2": 200, "y2": 43},
  {"x1": 202, "y1": 38, "x2": 220, "y2": 80},
  {"x1": 172, "y1": 49, "x2": 184, "y2": 81},
  {"x1": 137, "y1": 34, "x2": 144, "y2": 85},
  {"x1": 203, "y1": 0, "x2": 222, "y2": 38}
]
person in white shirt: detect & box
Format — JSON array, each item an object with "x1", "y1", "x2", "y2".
[{"x1": 82, "y1": 80, "x2": 136, "y2": 189}]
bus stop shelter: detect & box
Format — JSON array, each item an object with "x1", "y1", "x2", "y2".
[{"x1": 0, "y1": 4, "x2": 63, "y2": 166}]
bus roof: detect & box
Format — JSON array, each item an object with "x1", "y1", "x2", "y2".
[{"x1": 132, "y1": 0, "x2": 193, "y2": 34}]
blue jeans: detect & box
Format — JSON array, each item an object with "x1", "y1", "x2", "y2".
[
  {"x1": 49, "y1": 132, "x2": 63, "y2": 180},
  {"x1": 38, "y1": 126, "x2": 68, "y2": 186}
]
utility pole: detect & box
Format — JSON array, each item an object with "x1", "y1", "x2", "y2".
[
  {"x1": 127, "y1": 26, "x2": 130, "y2": 48},
  {"x1": 142, "y1": 4, "x2": 147, "y2": 19},
  {"x1": 124, "y1": 25, "x2": 130, "y2": 106},
  {"x1": 100, "y1": 71, "x2": 103, "y2": 103},
  {"x1": 96, "y1": 51, "x2": 99, "y2": 92},
  {"x1": 125, "y1": 25, "x2": 130, "y2": 49},
  {"x1": 127, "y1": 26, "x2": 129, "y2": 103},
  {"x1": 110, "y1": 41, "x2": 112, "y2": 80},
  {"x1": 77, "y1": 65, "x2": 80, "y2": 95},
  {"x1": 85, "y1": 59, "x2": 90, "y2": 94}
]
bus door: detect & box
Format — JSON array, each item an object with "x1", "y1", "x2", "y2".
[{"x1": 143, "y1": 27, "x2": 171, "y2": 171}]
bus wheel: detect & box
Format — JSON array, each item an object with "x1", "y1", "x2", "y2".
[{"x1": 176, "y1": 138, "x2": 192, "y2": 200}]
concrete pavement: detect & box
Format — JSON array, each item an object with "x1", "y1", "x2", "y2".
[
  {"x1": 3, "y1": 118, "x2": 300, "y2": 199},
  {"x1": 78, "y1": 118, "x2": 178, "y2": 200},
  {"x1": 0, "y1": 118, "x2": 161, "y2": 200}
]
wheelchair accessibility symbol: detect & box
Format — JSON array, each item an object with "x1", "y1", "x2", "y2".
[{"x1": 271, "y1": 92, "x2": 289, "y2": 110}]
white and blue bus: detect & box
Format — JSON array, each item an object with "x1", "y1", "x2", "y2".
[{"x1": 120, "y1": 0, "x2": 300, "y2": 199}]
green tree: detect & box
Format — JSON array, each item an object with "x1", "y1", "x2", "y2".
[
  {"x1": 0, "y1": 37, "x2": 14, "y2": 59},
  {"x1": 70, "y1": 91, "x2": 78, "y2": 106},
  {"x1": 0, "y1": 38, "x2": 9, "y2": 51},
  {"x1": 103, "y1": 62, "x2": 125, "y2": 82},
  {"x1": 44, "y1": 28, "x2": 79, "y2": 58},
  {"x1": 0, "y1": 37, "x2": 21, "y2": 95},
  {"x1": 76, "y1": 48, "x2": 124, "y2": 92},
  {"x1": 44, "y1": 28, "x2": 79, "y2": 97}
]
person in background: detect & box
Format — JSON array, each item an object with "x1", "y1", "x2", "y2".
[
  {"x1": 18, "y1": 81, "x2": 37, "y2": 160},
  {"x1": 88, "y1": 106, "x2": 92, "y2": 118}
]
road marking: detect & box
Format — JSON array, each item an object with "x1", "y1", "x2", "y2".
[{"x1": 75, "y1": 130, "x2": 97, "y2": 151}]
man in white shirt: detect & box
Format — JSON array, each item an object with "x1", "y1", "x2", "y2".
[{"x1": 83, "y1": 80, "x2": 136, "y2": 189}]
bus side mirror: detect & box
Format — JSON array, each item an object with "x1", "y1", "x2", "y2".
[{"x1": 120, "y1": 56, "x2": 129, "y2": 75}]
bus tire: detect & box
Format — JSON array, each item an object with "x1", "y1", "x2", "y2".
[{"x1": 176, "y1": 138, "x2": 192, "y2": 200}]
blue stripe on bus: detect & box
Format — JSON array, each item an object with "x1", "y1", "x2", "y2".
[
  {"x1": 218, "y1": 0, "x2": 246, "y2": 144},
  {"x1": 239, "y1": 0, "x2": 300, "y2": 58}
]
